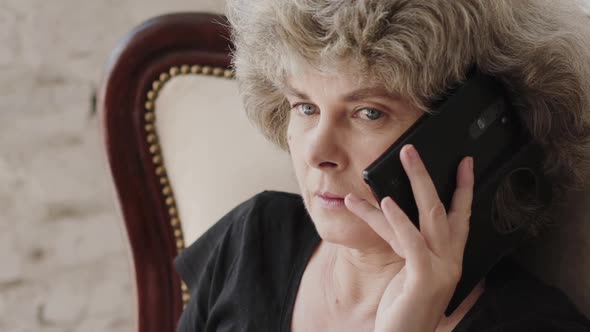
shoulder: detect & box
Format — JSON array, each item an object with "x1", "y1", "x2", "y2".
[
  {"x1": 493, "y1": 277, "x2": 590, "y2": 331},
  {"x1": 184, "y1": 189, "x2": 305, "y2": 248},
  {"x1": 174, "y1": 191, "x2": 314, "y2": 331},
  {"x1": 174, "y1": 190, "x2": 308, "y2": 288},
  {"x1": 223, "y1": 190, "x2": 308, "y2": 243},
  {"x1": 458, "y1": 258, "x2": 590, "y2": 331}
]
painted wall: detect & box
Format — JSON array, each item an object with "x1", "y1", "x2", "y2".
[{"x1": 0, "y1": 1, "x2": 224, "y2": 331}]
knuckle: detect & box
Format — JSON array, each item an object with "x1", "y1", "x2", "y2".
[
  {"x1": 463, "y1": 210, "x2": 472, "y2": 222},
  {"x1": 453, "y1": 209, "x2": 471, "y2": 222},
  {"x1": 429, "y1": 201, "x2": 447, "y2": 219}
]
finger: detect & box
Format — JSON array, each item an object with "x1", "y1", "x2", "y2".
[
  {"x1": 381, "y1": 196, "x2": 429, "y2": 270},
  {"x1": 448, "y1": 156, "x2": 474, "y2": 256},
  {"x1": 399, "y1": 145, "x2": 450, "y2": 254},
  {"x1": 345, "y1": 193, "x2": 401, "y2": 252}
]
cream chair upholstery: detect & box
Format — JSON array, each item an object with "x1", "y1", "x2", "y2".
[{"x1": 155, "y1": 74, "x2": 299, "y2": 245}]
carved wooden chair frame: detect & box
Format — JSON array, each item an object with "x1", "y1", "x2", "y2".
[{"x1": 99, "y1": 13, "x2": 232, "y2": 332}]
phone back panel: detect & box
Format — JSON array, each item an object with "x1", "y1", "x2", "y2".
[
  {"x1": 363, "y1": 72, "x2": 528, "y2": 227},
  {"x1": 362, "y1": 71, "x2": 543, "y2": 315}
]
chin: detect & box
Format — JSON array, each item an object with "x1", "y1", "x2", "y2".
[
  {"x1": 300, "y1": 191, "x2": 382, "y2": 247},
  {"x1": 307, "y1": 207, "x2": 383, "y2": 249}
]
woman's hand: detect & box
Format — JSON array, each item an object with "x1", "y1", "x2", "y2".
[{"x1": 345, "y1": 144, "x2": 474, "y2": 332}]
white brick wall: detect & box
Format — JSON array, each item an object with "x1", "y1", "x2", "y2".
[{"x1": 0, "y1": 1, "x2": 225, "y2": 331}]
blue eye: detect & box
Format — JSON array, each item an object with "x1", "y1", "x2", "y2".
[
  {"x1": 360, "y1": 108, "x2": 384, "y2": 120},
  {"x1": 292, "y1": 103, "x2": 317, "y2": 116}
]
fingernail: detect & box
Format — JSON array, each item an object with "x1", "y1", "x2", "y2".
[
  {"x1": 467, "y1": 157, "x2": 474, "y2": 171},
  {"x1": 380, "y1": 196, "x2": 392, "y2": 209}
]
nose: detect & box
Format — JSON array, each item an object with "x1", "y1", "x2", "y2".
[{"x1": 304, "y1": 118, "x2": 348, "y2": 171}]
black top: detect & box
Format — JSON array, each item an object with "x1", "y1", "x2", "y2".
[{"x1": 175, "y1": 191, "x2": 590, "y2": 331}]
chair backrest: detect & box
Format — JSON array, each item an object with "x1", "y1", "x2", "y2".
[
  {"x1": 100, "y1": 13, "x2": 297, "y2": 332},
  {"x1": 100, "y1": 13, "x2": 590, "y2": 332},
  {"x1": 155, "y1": 74, "x2": 298, "y2": 246}
]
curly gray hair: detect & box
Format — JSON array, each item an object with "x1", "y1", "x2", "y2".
[{"x1": 226, "y1": 0, "x2": 590, "y2": 236}]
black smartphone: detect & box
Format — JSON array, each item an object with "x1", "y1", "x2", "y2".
[{"x1": 362, "y1": 69, "x2": 546, "y2": 315}]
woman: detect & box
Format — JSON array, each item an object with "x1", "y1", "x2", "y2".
[{"x1": 176, "y1": 0, "x2": 590, "y2": 331}]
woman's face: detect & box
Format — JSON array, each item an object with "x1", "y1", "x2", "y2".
[{"x1": 285, "y1": 67, "x2": 423, "y2": 249}]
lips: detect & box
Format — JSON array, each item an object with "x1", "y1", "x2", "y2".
[
  {"x1": 315, "y1": 191, "x2": 344, "y2": 199},
  {"x1": 314, "y1": 191, "x2": 346, "y2": 210}
]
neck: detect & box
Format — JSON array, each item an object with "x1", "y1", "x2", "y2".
[
  {"x1": 321, "y1": 241, "x2": 405, "y2": 316},
  {"x1": 314, "y1": 240, "x2": 485, "y2": 331}
]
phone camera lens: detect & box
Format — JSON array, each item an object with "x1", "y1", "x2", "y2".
[{"x1": 477, "y1": 118, "x2": 486, "y2": 129}]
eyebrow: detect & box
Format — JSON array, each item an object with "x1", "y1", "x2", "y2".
[{"x1": 281, "y1": 84, "x2": 401, "y2": 102}]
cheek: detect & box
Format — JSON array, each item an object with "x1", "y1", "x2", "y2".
[
  {"x1": 286, "y1": 132, "x2": 305, "y2": 170},
  {"x1": 354, "y1": 133, "x2": 393, "y2": 164},
  {"x1": 287, "y1": 137, "x2": 309, "y2": 199},
  {"x1": 286, "y1": 120, "x2": 305, "y2": 158},
  {"x1": 362, "y1": 114, "x2": 422, "y2": 160}
]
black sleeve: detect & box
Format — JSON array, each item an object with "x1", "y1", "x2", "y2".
[
  {"x1": 174, "y1": 193, "x2": 260, "y2": 331},
  {"x1": 483, "y1": 258, "x2": 590, "y2": 331},
  {"x1": 483, "y1": 314, "x2": 590, "y2": 331}
]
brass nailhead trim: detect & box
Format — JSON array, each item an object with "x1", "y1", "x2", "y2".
[
  {"x1": 212, "y1": 67, "x2": 224, "y2": 76},
  {"x1": 224, "y1": 69, "x2": 234, "y2": 79},
  {"x1": 165, "y1": 197, "x2": 174, "y2": 206},
  {"x1": 143, "y1": 63, "x2": 235, "y2": 307},
  {"x1": 162, "y1": 186, "x2": 172, "y2": 195},
  {"x1": 149, "y1": 144, "x2": 160, "y2": 154},
  {"x1": 147, "y1": 134, "x2": 157, "y2": 144},
  {"x1": 144, "y1": 111, "x2": 155, "y2": 122},
  {"x1": 190, "y1": 65, "x2": 201, "y2": 74},
  {"x1": 202, "y1": 66, "x2": 212, "y2": 75}
]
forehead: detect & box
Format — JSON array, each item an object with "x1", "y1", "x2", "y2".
[
  {"x1": 282, "y1": 68, "x2": 400, "y2": 102},
  {"x1": 278, "y1": 55, "x2": 368, "y2": 87}
]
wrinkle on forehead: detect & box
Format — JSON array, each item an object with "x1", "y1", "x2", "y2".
[
  {"x1": 281, "y1": 65, "x2": 402, "y2": 104},
  {"x1": 274, "y1": 52, "x2": 415, "y2": 108},
  {"x1": 277, "y1": 52, "x2": 368, "y2": 85}
]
